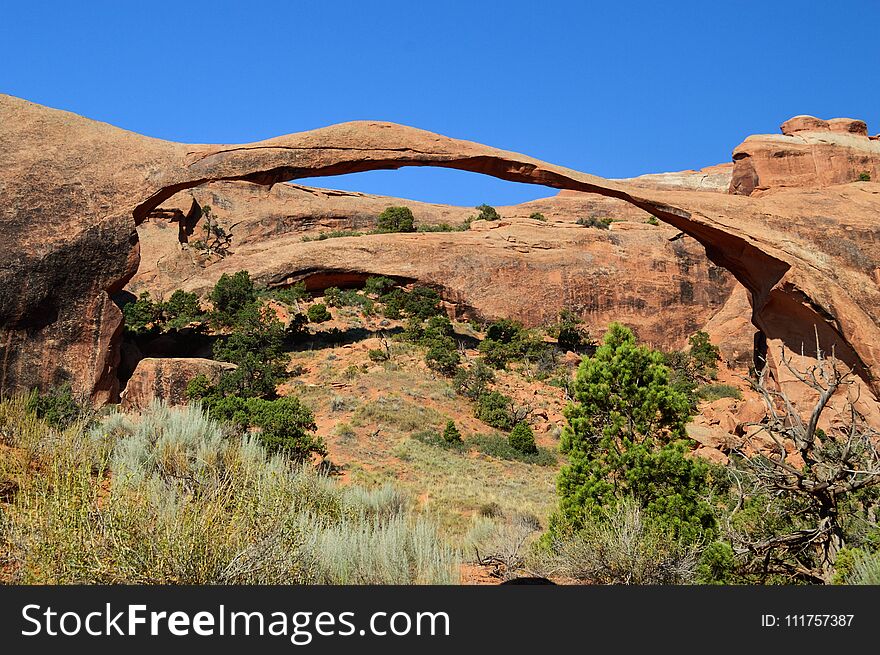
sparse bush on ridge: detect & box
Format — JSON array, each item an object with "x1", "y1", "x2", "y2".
[
  {"x1": 376, "y1": 206, "x2": 416, "y2": 233},
  {"x1": 577, "y1": 215, "x2": 612, "y2": 229}
]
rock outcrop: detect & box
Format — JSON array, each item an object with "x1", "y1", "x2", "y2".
[
  {"x1": 730, "y1": 115, "x2": 880, "y2": 195},
  {"x1": 119, "y1": 357, "x2": 235, "y2": 411},
  {"x1": 2, "y1": 94, "x2": 879, "y2": 420},
  {"x1": 131, "y1": 181, "x2": 737, "y2": 352}
]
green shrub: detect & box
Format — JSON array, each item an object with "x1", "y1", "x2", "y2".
[
  {"x1": 474, "y1": 391, "x2": 517, "y2": 431},
  {"x1": 307, "y1": 303, "x2": 332, "y2": 323},
  {"x1": 858, "y1": 171, "x2": 871, "y2": 182},
  {"x1": 416, "y1": 223, "x2": 466, "y2": 233},
  {"x1": 473, "y1": 204, "x2": 501, "y2": 222},
  {"x1": 162, "y1": 290, "x2": 205, "y2": 330},
  {"x1": 688, "y1": 330, "x2": 720, "y2": 377},
  {"x1": 529, "y1": 212, "x2": 547, "y2": 222},
  {"x1": 509, "y1": 422, "x2": 538, "y2": 454},
  {"x1": 122, "y1": 292, "x2": 162, "y2": 333},
  {"x1": 301, "y1": 229, "x2": 364, "y2": 242},
  {"x1": 425, "y1": 336, "x2": 460, "y2": 376},
  {"x1": 696, "y1": 541, "x2": 738, "y2": 584},
  {"x1": 442, "y1": 420, "x2": 463, "y2": 444},
  {"x1": 364, "y1": 276, "x2": 397, "y2": 297},
  {"x1": 323, "y1": 286, "x2": 343, "y2": 307},
  {"x1": 405, "y1": 286, "x2": 443, "y2": 319},
  {"x1": 377, "y1": 206, "x2": 416, "y2": 233},
  {"x1": 645, "y1": 216, "x2": 660, "y2": 226},
  {"x1": 553, "y1": 309, "x2": 594, "y2": 354},
  {"x1": 206, "y1": 395, "x2": 325, "y2": 461},
  {"x1": 696, "y1": 384, "x2": 742, "y2": 401},
  {"x1": 469, "y1": 433, "x2": 556, "y2": 466},
  {"x1": 24, "y1": 384, "x2": 87, "y2": 429},
  {"x1": 577, "y1": 215, "x2": 612, "y2": 229},
  {"x1": 264, "y1": 282, "x2": 310, "y2": 305},
  {"x1": 411, "y1": 428, "x2": 449, "y2": 449},
  {"x1": 368, "y1": 348, "x2": 389, "y2": 362},
  {"x1": 453, "y1": 359, "x2": 495, "y2": 400},
  {"x1": 209, "y1": 271, "x2": 257, "y2": 327},
  {"x1": 479, "y1": 319, "x2": 550, "y2": 369},
  {"x1": 212, "y1": 305, "x2": 288, "y2": 398},
  {"x1": 380, "y1": 289, "x2": 405, "y2": 319}
]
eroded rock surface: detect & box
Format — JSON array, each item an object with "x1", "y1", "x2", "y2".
[
  {"x1": 131, "y1": 181, "x2": 736, "y2": 352},
  {"x1": 731, "y1": 115, "x2": 880, "y2": 195},
  {"x1": 119, "y1": 357, "x2": 235, "y2": 411},
  {"x1": 1, "y1": 94, "x2": 878, "y2": 418}
]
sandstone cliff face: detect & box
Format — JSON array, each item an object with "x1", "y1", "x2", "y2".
[
  {"x1": 130, "y1": 180, "x2": 736, "y2": 352},
  {"x1": 730, "y1": 115, "x2": 880, "y2": 195},
  {"x1": 1, "y1": 94, "x2": 878, "y2": 418},
  {"x1": 132, "y1": 197, "x2": 734, "y2": 351}
]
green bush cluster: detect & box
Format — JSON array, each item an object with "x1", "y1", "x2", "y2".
[
  {"x1": 508, "y1": 422, "x2": 538, "y2": 454},
  {"x1": 577, "y1": 215, "x2": 612, "y2": 229},
  {"x1": 472, "y1": 204, "x2": 501, "y2": 222},
  {"x1": 380, "y1": 286, "x2": 443, "y2": 320},
  {"x1": 261, "y1": 282, "x2": 310, "y2": 305},
  {"x1": 473, "y1": 390, "x2": 518, "y2": 431},
  {"x1": 24, "y1": 383, "x2": 88, "y2": 429},
  {"x1": 122, "y1": 290, "x2": 206, "y2": 334},
  {"x1": 442, "y1": 420, "x2": 463, "y2": 444},
  {"x1": 202, "y1": 395, "x2": 325, "y2": 462},
  {"x1": 478, "y1": 319, "x2": 551, "y2": 369},
  {"x1": 301, "y1": 229, "x2": 364, "y2": 242},
  {"x1": 452, "y1": 359, "x2": 495, "y2": 400},
  {"x1": 307, "y1": 303, "x2": 332, "y2": 323},
  {"x1": 550, "y1": 309, "x2": 594, "y2": 354},
  {"x1": 469, "y1": 432, "x2": 556, "y2": 466}
]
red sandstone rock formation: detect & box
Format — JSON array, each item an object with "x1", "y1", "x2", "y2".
[
  {"x1": 120, "y1": 357, "x2": 236, "y2": 411},
  {"x1": 131, "y1": 181, "x2": 736, "y2": 353},
  {"x1": 731, "y1": 115, "x2": 880, "y2": 195},
  {"x1": 1, "y1": 94, "x2": 878, "y2": 420}
]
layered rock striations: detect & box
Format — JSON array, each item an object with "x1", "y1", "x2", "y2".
[
  {"x1": 1, "y1": 94, "x2": 878, "y2": 419},
  {"x1": 730, "y1": 115, "x2": 880, "y2": 196}
]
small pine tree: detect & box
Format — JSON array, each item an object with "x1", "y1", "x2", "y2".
[
  {"x1": 209, "y1": 271, "x2": 256, "y2": 327},
  {"x1": 509, "y1": 422, "x2": 538, "y2": 454},
  {"x1": 688, "y1": 330, "x2": 720, "y2": 377},
  {"x1": 557, "y1": 323, "x2": 712, "y2": 543},
  {"x1": 443, "y1": 420, "x2": 463, "y2": 444}
]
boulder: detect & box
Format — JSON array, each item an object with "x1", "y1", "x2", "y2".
[
  {"x1": 693, "y1": 447, "x2": 729, "y2": 466},
  {"x1": 686, "y1": 423, "x2": 736, "y2": 451},
  {"x1": 119, "y1": 357, "x2": 235, "y2": 411}
]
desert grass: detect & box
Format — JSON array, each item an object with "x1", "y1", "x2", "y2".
[{"x1": 0, "y1": 398, "x2": 458, "y2": 584}]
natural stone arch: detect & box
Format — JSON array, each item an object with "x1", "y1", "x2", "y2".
[{"x1": 2, "y1": 94, "x2": 879, "y2": 410}]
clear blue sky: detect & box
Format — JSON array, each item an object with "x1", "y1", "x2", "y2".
[{"x1": 2, "y1": 1, "x2": 878, "y2": 206}]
